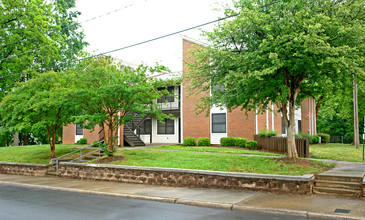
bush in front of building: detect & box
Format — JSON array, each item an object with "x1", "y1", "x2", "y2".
[
  {"x1": 235, "y1": 138, "x2": 247, "y2": 148},
  {"x1": 220, "y1": 137, "x2": 236, "y2": 147},
  {"x1": 309, "y1": 135, "x2": 320, "y2": 144},
  {"x1": 318, "y1": 133, "x2": 330, "y2": 143},
  {"x1": 246, "y1": 140, "x2": 258, "y2": 150},
  {"x1": 296, "y1": 133, "x2": 320, "y2": 144},
  {"x1": 258, "y1": 128, "x2": 278, "y2": 137},
  {"x1": 76, "y1": 138, "x2": 87, "y2": 145},
  {"x1": 183, "y1": 137, "x2": 196, "y2": 146},
  {"x1": 197, "y1": 137, "x2": 210, "y2": 146}
]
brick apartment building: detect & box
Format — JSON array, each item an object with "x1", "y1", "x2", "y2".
[{"x1": 63, "y1": 37, "x2": 316, "y2": 146}]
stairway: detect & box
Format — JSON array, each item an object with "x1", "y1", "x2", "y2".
[
  {"x1": 314, "y1": 173, "x2": 363, "y2": 198},
  {"x1": 123, "y1": 113, "x2": 150, "y2": 147},
  {"x1": 46, "y1": 150, "x2": 105, "y2": 176},
  {"x1": 124, "y1": 125, "x2": 145, "y2": 146}
]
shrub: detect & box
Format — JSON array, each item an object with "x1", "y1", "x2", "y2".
[
  {"x1": 235, "y1": 138, "x2": 247, "y2": 148},
  {"x1": 309, "y1": 135, "x2": 320, "y2": 144},
  {"x1": 76, "y1": 138, "x2": 87, "y2": 145},
  {"x1": 197, "y1": 137, "x2": 210, "y2": 146},
  {"x1": 318, "y1": 133, "x2": 330, "y2": 143},
  {"x1": 344, "y1": 134, "x2": 353, "y2": 144},
  {"x1": 184, "y1": 137, "x2": 196, "y2": 146},
  {"x1": 220, "y1": 137, "x2": 236, "y2": 147},
  {"x1": 246, "y1": 141, "x2": 258, "y2": 150},
  {"x1": 296, "y1": 133, "x2": 311, "y2": 139},
  {"x1": 258, "y1": 128, "x2": 278, "y2": 137}
]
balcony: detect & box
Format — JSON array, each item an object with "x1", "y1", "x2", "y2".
[{"x1": 156, "y1": 90, "x2": 180, "y2": 113}]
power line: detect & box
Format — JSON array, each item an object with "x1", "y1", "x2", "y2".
[
  {"x1": 0, "y1": 0, "x2": 147, "y2": 49},
  {"x1": 0, "y1": 0, "x2": 280, "y2": 80}
]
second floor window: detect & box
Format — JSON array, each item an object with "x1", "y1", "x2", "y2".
[
  {"x1": 75, "y1": 124, "x2": 83, "y2": 135},
  {"x1": 157, "y1": 86, "x2": 175, "y2": 103}
]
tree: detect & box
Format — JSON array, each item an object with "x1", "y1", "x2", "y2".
[
  {"x1": 186, "y1": 0, "x2": 364, "y2": 158},
  {"x1": 73, "y1": 57, "x2": 175, "y2": 154},
  {"x1": 0, "y1": 0, "x2": 87, "y2": 146},
  {"x1": 0, "y1": 0, "x2": 87, "y2": 96},
  {"x1": 317, "y1": 77, "x2": 365, "y2": 143},
  {"x1": 0, "y1": 71, "x2": 77, "y2": 158}
]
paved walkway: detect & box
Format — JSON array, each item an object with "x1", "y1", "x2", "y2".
[{"x1": 0, "y1": 173, "x2": 364, "y2": 219}]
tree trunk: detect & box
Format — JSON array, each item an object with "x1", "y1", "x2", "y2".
[
  {"x1": 23, "y1": 133, "x2": 28, "y2": 146},
  {"x1": 47, "y1": 125, "x2": 55, "y2": 158},
  {"x1": 353, "y1": 78, "x2": 360, "y2": 148},
  {"x1": 13, "y1": 132, "x2": 19, "y2": 146},
  {"x1": 51, "y1": 127, "x2": 57, "y2": 158},
  {"x1": 287, "y1": 105, "x2": 298, "y2": 159},
  {"x1": 108, "y1": 122, "x2": 114, "y2": 154},
  {"x1": 281, "y1": 101, "x2": 299, "y2": 159}
]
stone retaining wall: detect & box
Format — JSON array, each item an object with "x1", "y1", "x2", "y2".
[
  {"x1": 0, "y1": 162, "x2": 52, "y2": 176},
  {"x1": 59, "y1": 163, "x2": 314, "y2": 195}
]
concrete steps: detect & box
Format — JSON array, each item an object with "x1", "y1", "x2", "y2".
[{"x1": 314, "y1": 174, "x2": 363, "y2": 198}]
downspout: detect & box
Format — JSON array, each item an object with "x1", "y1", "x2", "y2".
[
  {"x1": 255, "y1": 107, "x2": 258, "y2": 134},
  {"x1": 271, "y1": 104, "x2": 275, "y2": 130}
]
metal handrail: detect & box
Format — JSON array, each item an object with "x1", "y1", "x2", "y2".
[
  {"x1": 51, "y1": 142, "x2": 103, "y2": 176},
  {"x1": 69, "y1": 149, "x2": 100, "y2": 162}
]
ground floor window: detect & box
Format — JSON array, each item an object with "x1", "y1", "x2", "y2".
[
  {"x1": 157, "y1": 119, "x2": 174, "y2": 134},
  {"x1": 140, "y1": 119, "x2": 151, "y2": 135},
  {"x1": 298, "y1": 120, "x2": 302, "y2": 133},
  {"x1": 212, "y1": 113, "x2": 226, "y2": 133}
]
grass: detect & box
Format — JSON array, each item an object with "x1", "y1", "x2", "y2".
[
  {"x1": 310, "y1": 143, "x2": 365, "y2": 162},
  {"x1": 145, "y1": 145, "x2": 281, "y2": 156},
  {"x1": 94, "y1": 150, "x2": 333, "y2": 176},
  {"x1": 0, "y1": 144, "x2": 88, "y2": 164}
]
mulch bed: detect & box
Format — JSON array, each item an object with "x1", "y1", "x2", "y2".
[{"x1": 94, "y1": 156, "x2": 124, "y2": 164}]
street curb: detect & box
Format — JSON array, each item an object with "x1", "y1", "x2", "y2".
[
  {"x1": 0, "y1": 180, "x2": 363, "y2": 220},
  {"x1": 176, "y1": 200, "x2": 233, "y2": 210},
  {"x1": 233, "y1": 205, "x2": 364, "y2": 220}
]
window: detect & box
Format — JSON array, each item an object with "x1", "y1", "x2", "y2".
[
  {"x1": 212, "y1": 113, "x2": 226, "y2": 133},
  {"x1": 139, "y1": 119, "x2": 151, "y2": 135},
  {"x1": 211, "y1": 84, "x2": 224, "y2": 95},
  {"x1": 158, "y1": 119, "x2": 174, "y2": 134},
  {"x1": 298, "y1": 120, "x2": 302, "y2": 133},
  {"x1": 281, "y1": 117, "x2": 286, "y2": 135},
  {"x1": 75, "y1": 124, "x2": 83, "y2": 135},
  {"x1": 157, "y1": 86, "x2": 175, "y2": 103}
]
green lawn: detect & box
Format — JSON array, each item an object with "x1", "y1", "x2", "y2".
[
  {"x1": 145, "y1": 145, "x2": 282, "y2": 156},
  {"x1": 94, "y1": 150, "x2": 333, "y2": 176},
  {"x1": 0, "y1": 144, "x2": 86, "y2": 164},
  {"x1": 310, "y1": 143, "x2": 365, "y2": 162}
]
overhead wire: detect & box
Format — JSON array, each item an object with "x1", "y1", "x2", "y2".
[
  {"x1": 0, "y1": 0, "x2": 280, "y2": 80},
  {"x1": 0, "y1": 0, "x2": 147, "y2": 49}
]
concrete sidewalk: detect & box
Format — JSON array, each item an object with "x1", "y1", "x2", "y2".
[{"x1": 0, "y1": 174, "x2": 364, "y2": 219}]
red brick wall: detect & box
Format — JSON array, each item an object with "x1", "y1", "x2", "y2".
[
  {"x1": 182, "y1": 39, "x2": 210, "y2": 140},
  {"x1": 227, "y1": 109, "x2": 256, "y2": 140},
  {"x1": 83, "y1": 125, "x2": 100, "y2": 144},
  {"x1": 62, "y1": 124, "x2": 75, "y2": 144}
]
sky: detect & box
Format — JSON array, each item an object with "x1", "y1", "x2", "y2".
[{"x1": 75, "y1": 0, "x2": 233, "y2": 72}]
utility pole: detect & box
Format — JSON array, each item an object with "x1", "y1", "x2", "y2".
[{"x1": 353, "y1": 77, "x2": 360, "y2": 149}]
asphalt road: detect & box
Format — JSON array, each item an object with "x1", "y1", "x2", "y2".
[{"x1": 0, "y1": 185, "x2": 319, "y2": 220}]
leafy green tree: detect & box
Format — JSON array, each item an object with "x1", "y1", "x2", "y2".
[
  {"x1": 186, "y1": 0, "x2": 364, "y2": 158},
  {"x1": 73, "y1": 57, "x2": 175, "y2": 154},
  {"x1": 0, "y1": 71, "x2": 77, "y2": 158},
  {"x1": 317, "y1": 78, "x2": 365, "y2": 142},
  {"x1": 0, "y1": 0, "x2": 87, "y2": 96}
]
